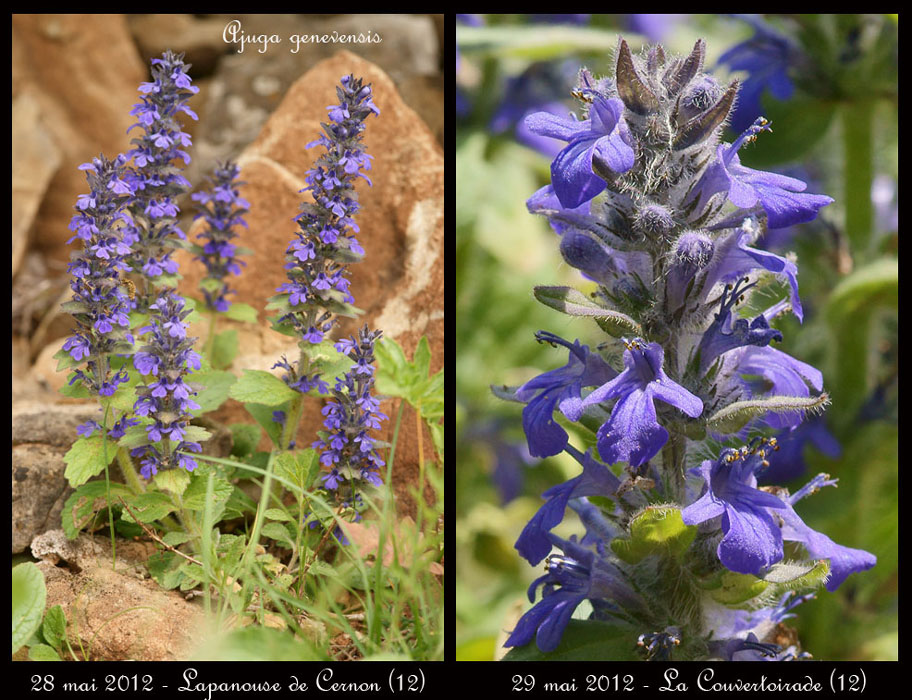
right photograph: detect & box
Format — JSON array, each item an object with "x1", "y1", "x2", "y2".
[{"x1": 456, "y1": 14, "x2": 897, "y2": 662}]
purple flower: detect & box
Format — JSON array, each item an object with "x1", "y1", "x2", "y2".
[
  {"x1": 525, "y1": 94, "x2": 635, "y2": 208},
  {"x1": 131, "y1": 291, "x2": 202, "y2": 477},
  {"x1": 516, "y1": 332, "x2": 616, "y2": 458},
  {"x1": 722, "y1": 345, "x2": 823, "y2": 430},
  {"x1": 717, "y1": 16, "x2": 799, "y2": 133},
  {"x1": 515, "y1": 447, "x2": 621, "y2": 565},
  {"x1": 701, "y1": 220, "x2": 804, "y2": 321},
  {"x1": 313, "y1": 326, "x2": 388, "y2": 491},
  {"x1": 580, "y1": 339, "x2": 703, "y2": 467},
  {"x1": 697, "y1": 278, "x2": 783, "y2": 372},
  {"x1": 691, "y1": 118, "x2": 834, "y2": 230},
  {"x1": 123, "y1": 51, "x2": 198, "y2": 306},
  {"x1": 779, "y1": 478, "x2": 876, "y2": 591},
  {"x1": 276, "y1": 75, "x2": 377, "y2": 353},
  {"x1": 62, "y1": 153, "x2": 135, "y2": 399},
  {"x1": 505, "y1": 534, "x2": 641, "y2": 653},
  {"x1": 192, "y1": 161, "x2": 249, "y2": 312},
  {"x1": 681, "y1": 446, "x2": 787, "y2": 575},
  {"x1": 683, "y1": 445, "x2": 875, "y2": 586}
]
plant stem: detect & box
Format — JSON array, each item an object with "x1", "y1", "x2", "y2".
[
  {"x1": 117, "y1": 448, "x2": 146, "y2": 494},
  {"x1": 240, "y1": 449, "x2": 277, "y2": 574},
  {"x1": 842, "y1": 99, "x2": 875, "y2": 257},
  {"x1": 835, "y1": 99, "x2": 876, "y2": 425},
  {"x1": 415, "y1": 404, "x2": 426, "y2": 534},
  {"x1": 101, "y1": 404, "x2": 115, "y2": 570},
  {"x1": 204, "y1": 309, "x2": 218, "y2": 365}
]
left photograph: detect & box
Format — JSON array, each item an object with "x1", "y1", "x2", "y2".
[{"x1": 12, "y1": 13, "x2": 444, "y2": 662}]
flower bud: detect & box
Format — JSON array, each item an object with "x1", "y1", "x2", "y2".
[
  {"x1": 679, "y1": 75, "x2": 724, "y2": 121},
  {"x1": 666, "y1": 231, "x2": 715, "y2": 311},
  {"x1": 633, "y1": 203, "x2": 675, "y2": 238},
  {"x1": 559, "y1": 229, "x2": 621, "y2": 285}
]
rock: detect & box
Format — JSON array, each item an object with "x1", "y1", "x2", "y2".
[
  {"x1": 127, "y1": 14, "x2": 230, "y2": 76},
  {"x1": 31, "y1": 529, "x2": 157, "y2": 573},
  {"x1": 36, "y1": 559, "x2": 202, "y2": 661},
  {"x1": 12, "y1": 402, "x2": 100, "y2": 553},
  {"x1": 12, "y1": 14, "x2": 147, "y2": 270},
  {"x1": 11, "y1": 251, "x2": 71, "y2": 371},
  {"x1": 28, "y1": 337, "x2": 69, "y2": 396},
  {"x1": 13, "y1": 401, "x2": 100, "y2": 448},
  {"x1": 12, "y1": 444, "x2": 72, "y2": 554},
  {"x1": 190, "y1": 14, "x2": 442, "y2": 176},
  {"x1": 174, "y1": 51, "x2": 443, "y2": 517},
  {"x1": 12, "y1": 93, "x2": 62, "y2": 279}
]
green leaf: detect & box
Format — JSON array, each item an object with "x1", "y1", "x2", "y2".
[
  {"x1": 413, "y1": 336, "x2": 432, "y2": 377},
  {"x1": 224, "y1": 303, "x2": 258, "y2": 323},
  {"x1": 709, "y1": 571, "x2": 770, "y2": 605},
  {"x1": 190, "y1": 370, "x2": 236, "y2": 414},
  {"x1": 41, "y1": 605, "x2": 67, "y2": 651},
  {"x1": 182, "y1": 473, "x2": 233, "y2": 511},
  {"x1": 244, "y1": 403, "x2": 287, "y2": 448},
  {"x1": 12, "y1": 562, "x2": 46, "y2": 654},
  {"x1": 183, "y1": 425, "x2": 212, "y2": 444},
  {"x1": 199, "y1": 277, "x2": 223, "y2": 294},
  {"x1": 199, "y1": 625, "x2": 319, "y2": 661},
  {"x1": 63, "y1": 436, "x2": 118, "y2": 488},
  {"x1": 261, "y1": 522, "x2": 296, "y2": 548},
  {"x1": 53, "y1": 346, "x2": 82, "y2": 372},
  {"x1": 116, "y1": 423, "x2": 152, "y2": 450},
  {"x1": 162, "y1": 531, "x2": 193, "y2": 547},
  {"x1": 28, "y1": 644, "x2": 62, "y2": 661},
  {"x1": 229, "y1": 369, "x2": 297, "y2": 406},
  {"x1": 765, "y1": 560, "x2": 830, "y2": 595},
  {"x1": 121, "y1": 492, "x2": 177, "y2": 523},
  {"x1": 211, "y1": 329, "x2": 239, "y2": 370},
  {"x1": 179, "y1": 562, "x2": 205, "y2": 585},
  {"x1": 62, "y1": 481, "x2": 133, "y2": 539},
  {"x1": 706, "y1": 393, "x2": 831, "y2": 434},
  {"x1": 533, "y1": 286, "x2": 642, "y2": 336},
  {"x1": 101, "y1": 374, "x2": 141, "y2": 415},
  {"x1": 147, "y1": 552, "x2": 185, "y2": 590},
  {"x1": 429, "y1": 421, "x2": 444, "y2": 459},
  {"x1": 216, "y1": 534, "x2": 246, "y2": 570},
  {"x1": 264, "y1": 508, "x2": 293, "y2": 522},
  {"x1": 153, "y1": 468, "x2": 191, "y2": 497},
  {"x1": 58, "y1": 376, "x2": 91, "y2": 399},
  {"x1": 760, "y1": 559, "x2": 825, "y2": 584},
  {"x1": 299, "y1": 337, "x2": 346, "y2": 369},
  {"x1": 611, "y1": 506, "x2": 696, "y2": 564},
  {"x1": 501, "y1": 620, "x2": 637, "y2": 661},
  {"x1": 375, "y1": 335, "x2": 445, "y2": 422},
  {"x1": 223, "y1": 487, "x2": 258, "y2": 520},
  {"x1": 825, "y1": 257, "x2": 898, "y2": 321},
  {"x1": 275, "y1": 449, "x2": 320, "y2": 491}
]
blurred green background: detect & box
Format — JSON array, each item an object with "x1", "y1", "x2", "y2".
[{"x1": 455, "y1": 14, "x2": 897, "y2": 661}]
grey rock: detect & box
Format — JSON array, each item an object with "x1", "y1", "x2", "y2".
[{"x1": 12, "y1": 443, "x2": 72, "y2": 554}]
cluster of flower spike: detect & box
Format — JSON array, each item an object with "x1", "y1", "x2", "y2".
[
  {"x1": 123, "y1": 50, "x2": 199, "y2": 307},
  {"x1": 130, "y1": 291, "x2": 203, "y2": 480},
  {"x1": 314, "y1": 325, "x2": 388, "y2": 496},
  {"x1": 63, "y1": 154, "x2": 135, "y2": 399},
  {"x1": 276, "y1": 74, "x2": 379, "y2": 347},
  {"x1": 191, "y1": 160, "x2": 250, "y2": 312},
  {"x1": 501, "y1": 38, "x2": 875, "y2": 660}
]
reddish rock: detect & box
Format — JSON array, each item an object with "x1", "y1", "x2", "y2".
[
  {"x1": 175, "y1": 51, "x2": 443, "y2": 516},
  {"x1": 12, "y1": 14, "x2": 146, "y2": 270}
]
